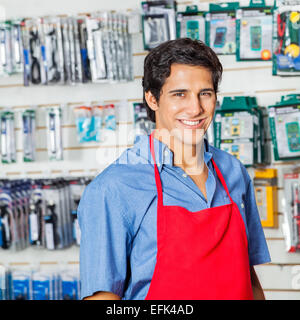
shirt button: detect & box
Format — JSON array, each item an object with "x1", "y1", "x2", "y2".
[
  {"x1": 157, "y1": 163, "x2": 161, "y2": 167},
  {"x1": 164, "y1": 150, "x2": 169, "y2": 157},
  {"x1": 182, "y1": 173, "x2": 187, "y2": 178},
  {"x1": 241, "y1": 202, "x2": 244, "y2": 209}
]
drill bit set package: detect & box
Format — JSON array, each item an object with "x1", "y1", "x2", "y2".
[
  {"x1": 20, "y1": 12, "x2": 133, "y2": 86},
  {"x1": 0, "y1": 20, "x2": 23, "y2": 77},
  {"x1": 273, "y1": 0, "x2": 300, "y2": 76}
]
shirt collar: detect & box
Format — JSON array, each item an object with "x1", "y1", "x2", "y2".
[{"x1": 133, "y1": 134, "x2": 213, "y2": 173}]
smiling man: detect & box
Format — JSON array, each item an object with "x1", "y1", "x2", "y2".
[{"x1": 78, "y1": 38, "x2": 271, "y2": 300}]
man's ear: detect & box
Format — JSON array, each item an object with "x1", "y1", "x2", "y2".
[{"x1": 145, "y1": 91, "x2": 159, "y2": 111}]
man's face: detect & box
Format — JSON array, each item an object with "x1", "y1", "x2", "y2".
[{"x1": 146, "y1": 63, "x2": 217, "y2": 147}]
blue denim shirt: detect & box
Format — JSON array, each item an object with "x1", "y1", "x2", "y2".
[{"x1": 78, "y1": 135, "x2": 271, "y2": 300}]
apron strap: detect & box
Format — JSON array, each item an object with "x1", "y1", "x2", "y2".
[
  {"x1": 210, "y1": 158, "x2": 233, "y2": 203},
  {"x1": 149, "y1": 132, "x2": 164, "y2": 207}
]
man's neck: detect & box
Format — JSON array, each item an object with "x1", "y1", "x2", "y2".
[{"x1": 153, "y1": 130, "x2": 206, "y2": 177}]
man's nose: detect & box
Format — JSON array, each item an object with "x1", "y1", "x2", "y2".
[{"x1": 186, "y1": 96, "x2": 204, "y2": 116}]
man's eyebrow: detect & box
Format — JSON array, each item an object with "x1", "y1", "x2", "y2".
[{"x1": 168, "y1": 88, "x2": 215, "y2": 94}]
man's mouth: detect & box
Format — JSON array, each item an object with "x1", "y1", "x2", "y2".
[{"x1": 178, "y1": 118, "x2": 206, "y2": 129}]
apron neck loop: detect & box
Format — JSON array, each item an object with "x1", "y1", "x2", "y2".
[
  {"x1": 149, "y1": 133, "x2": 163, "y2": 207},
  {"x1": 211, "y1": 158, "x2": 233, "y2": 203}
]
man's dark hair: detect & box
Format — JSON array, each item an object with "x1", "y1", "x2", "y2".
[{"x1": 142, "y1": 38, "x2": 223, "y2": 123}]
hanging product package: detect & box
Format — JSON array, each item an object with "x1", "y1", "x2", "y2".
[
  {"x1": 206, "y1": 2, "x2": 239, "y2": 55},
  {"x1": 77, "y1": 16, "x2": 91, "y2": 83},
  {"x1": 176, "y1": 5, "x2": 206, "y2": 41},
  {"x1": 214, "y1": 96, "x2": 260, "y2": 167},
  {"x1": 69, "y1": 177, "x2": 90, "y2": 246},
  {"x1": 236, "y1": 0, "x2": 273, "y2": 61},
  {"x1": 0, "y1": 110, "x2": 16, "y2": 164},
  {"x1": 92, "y1": 104, "x2": 105, "y2": 142},
  {"x1": 103, "y1": 104, "x2": 116, "y2": 131},
  {"x1": 0, "y1": 187, "x2": 14, "y2": 250},
  {"x1": 268, "y1": 93, "x2": 300, "y2": 161},
  {"x1": 254, "y1": 169, "x2": 278, "y2": 228},
  {"x1": 0, "y1": 20, "x2": 23, "y2": 76},
  {"x1": 42, "y1": 17, "x2": 65, "y2": 85},
  {"x1": 141, "y1": 0, "x2": 177, "y2": 50},
  {"x1": 60, "y1": 268, "x2": 80, "y2": 300},
  {"x1": 22, "y1": 109, "x2": 36, "y2": 162},
  {"x1": 21, "y1": 18, "x2": 47, "y2": 86},
  {"x1": 273, "y1": 0, "x2": 300, "y2": 76},
  {"x1": 28, "y1": 180, "x2": 45, "y2": 247},
  {"x1": 133, "y1": 102, "x2": 155, "y2": 136},
  {"x1": 10, "y1": 269, "x2": 32, "y2": 300},
  {"x1": 74, "y1": 105, "x2": 96, "y2": 143},
  {"x1": 46, "y1": 106, "x2": 63, "y2": 161},
  {"x1": 282, "y1": 171, "x2": 300, "y2": 252},
  {"x1": 86, "y1": 16, "x2": 107, "y2": 83}
]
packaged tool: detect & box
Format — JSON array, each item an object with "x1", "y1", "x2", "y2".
[
  {"x1": 268, "y1": 94, "x2": 300, "y2": 161},
  {"x1": 206, "y1": 2, "x2": 239, "y2": 55},
  {"x1": 46, "y1": 106, "x2": 63, "y2": 161},
  {"x1": 74, "y1": 105, "x2": 95, "y2": 143},
  {"x1": 0, "y1": 110, "x2": 16, "y2": 164},
  {"x1": 214, "y1": 96, "x2": 260, "y2": 166},
  {"x1": 42, "y1": 17, "x2": 65, "y2": 85},
  {"x1": 282, "y1": 172, "x2": 300, "y2": 252},
  {"x1": 176, "y1": 5, "x2": 206, "y2": 41},
  {"x1": 254, "y1": 169, "x2": 278, "y2": 227},
  {"x1": 141, "y1": 0, "x2": 177, "y2": 50},
  {"x1": 133, "y1": 102, "x2": 155, "y2": 136},
  {"x1": 77, "y1": 16, "x2": 91, "y2": 83},
  {"x1": 68, "y1": 178, "x2": 89, "y2": 245},
  {"x1": 236, "y1": 0, "x2": 273, "y2": 61},
  {"x1": 11, "y1": 269, "x2": 32, "y2": 300},
  {"x1": 273, "y1": 0, "x2": 300, "y2": 76},
  {"x1": 28, "y1": 180, "x2": 45, "y2": 247},
  {"x1": 22, "y1": 109, "x2": 36, "y2": 162},
  {"x1": 103, "y1": 104, "x2": 116, "y2": 131}
]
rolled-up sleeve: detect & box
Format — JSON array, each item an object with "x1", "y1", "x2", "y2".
[{"x1": 78, "y1": 176, "x2": 132, "y2": 299}]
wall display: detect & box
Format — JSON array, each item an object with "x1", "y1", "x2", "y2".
[
  {"x1": 141, "y1": 0, "x2": 177, "y2": 50},
  {"x1": 176, "y1": 5, "x2": 206, "y2": 41},
  {"x1": 254, "y1": 168, "x2": 278, "y2": 227},
  {"x1": 236, "y1": 0, "x2": 273, "y2": 61},
  {"x1": 206, "y1": 2, "x2": 239, "y2": 55},
  {"x1": 0, "y1": 20, "x2": 23, "y2": 77},
  {"x1": 268, "y1": 94, "x2": 300, "y2": 161},
  {"x1": 273, "y1": 0, "x2": 300, "y2": 76},
  {"x1": 214, "y1": 96, "x2": 260, "y2": 166},
  {"x1": 0, "y1": 177, "x2": 90, "y2": 252},
  {"x1": 282, "y1": 172, "x2": 300, "y2": 252},
  {"x1": 20, "y1": 12, "x2": 133, "y2": 86}
]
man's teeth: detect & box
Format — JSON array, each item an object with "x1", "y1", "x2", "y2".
[{"x1": 181, "y1": 120, "x2": 201, "y2": 125}]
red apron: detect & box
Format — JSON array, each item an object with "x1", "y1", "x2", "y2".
[{"x1": 145, "y1": 133, "x2": 254, "y2": 300}]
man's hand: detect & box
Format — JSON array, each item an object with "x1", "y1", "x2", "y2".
[
  {"x1": 83, "y1": 291, "x2": 121, "y2": 300},
  {"x1": 250, "y1": 266, "x2": 265, "y2": 300}
]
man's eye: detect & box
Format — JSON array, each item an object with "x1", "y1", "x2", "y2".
[
  {"x1": 174, "y1": 93, "x2": 185, "y2": 97},
  {"x1": 200, "y1": 92, "x2": 212, "y2": 97}
]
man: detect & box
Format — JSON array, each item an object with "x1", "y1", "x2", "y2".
[{"x1": 78, "y1": 38, "x2": 271, "y2": 300}]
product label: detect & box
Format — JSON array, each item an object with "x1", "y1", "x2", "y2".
[
  {"x1": 45, "y1": 223, "x2": 55, "y2": 250},
  {"x1": 29, "y1": 213, "x2": 39, "y2": 241}
]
